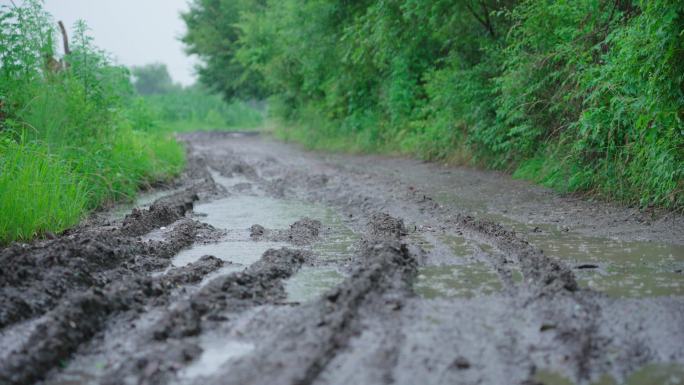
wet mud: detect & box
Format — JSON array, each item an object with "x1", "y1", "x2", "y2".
[{"x1": 1, "y1": 131, "x2": 683, "y2": 385}]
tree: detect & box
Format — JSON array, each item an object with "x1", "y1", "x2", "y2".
[
  {"x1": 131, "y1": 63, "x2": 176, "y2": 95},
  {"x1": 181, "y1": 0, "x2": 267, "y2": 101}
]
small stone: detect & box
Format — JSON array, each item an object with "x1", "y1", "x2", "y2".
[
  {"x1": 540, "y1": 324, "x2": 556, "y2": 332},
  {"x1": 450, "y1": 357, "x2": 471, "y2": 370},
  {"x1": 575, "y1": 264, "x2": 599, "y2": 269},
  {"x1": 250, "y1": 224, "x2": 266, "y2": 238}
]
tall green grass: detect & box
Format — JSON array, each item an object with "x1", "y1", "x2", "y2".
[
  {"x1": 0, "y1": 140, "x2": 87, "y2": 241},
  {"x1": 142, "y1": 89, "x2": 264, "y2": 132},
  {"x1": 129, "y1": 62, "x2": 265, "y2": 132},
  {"x1": 0, "y1": 1, "x2": 184, "y2": 244}
]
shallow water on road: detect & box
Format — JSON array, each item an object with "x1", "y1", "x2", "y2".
[
  {"x1": 209, "y1": 168, "x2": 253, "y2": 189},
  {"x1": 195, "y1": 195, "x2": 328, "y2": 230},
  {"x1": 468, "y1": 213, "x2": 684, "y2": 298},
  {"x1": 170, "y1": 190, "x2": 330, "y2": 269},
  {"x1": 172, "y1": 240, "x2": 287, "y2": 267},
  {"x1": 285, "y1": 266, "x2": 345, "y2": 303},
  {"x1": 170, "y1": 171, "x2": 359, "y2": 303},
  {"x1": 312, "y1": 213, "x2": 359, "y2": 263},
  {"x1": 414, "y1": 182, "x2": 684, "y2": 298},
  {"x1": 179, "y1": 337, "x2": 255, "y2": 381},
  {"x1": 414, "y1": 263, "x2": 502, "y2": 299},
  {"x1": 522, "y1": 226, "x2": 684, "y2": 298}
]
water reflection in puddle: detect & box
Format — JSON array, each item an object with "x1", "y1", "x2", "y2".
[
  {"x1": 582, "y1": 269, "x2": 684, "y2": 298},
  {"x1": 467, "y1": 213, "x2": 684, "y2": 299},
  {"x1": 523, "y1": 229, "x2": 684, "y2": 298},
  {"x1": 428, "y1": 189, "x2": 684, "y2": 299},
  {"x1": 209, "y1": 168, "x2": 252, "y2": 189},
  {"x1": 439, "y1": 234, "x2": 495, "y2": 257},
  {"x1": 180, "y1": 338, "x2": 254, "y2": 380},
  {"x1": 285, "y1": 267, "x2": 345, "y2": 303},
  {"x1": 169, "y1": 173, "x2": 359, "y2": 301},
  {"x1": 171, "y1": 193, "x2": 331, "y2": 269},
  {"x1": 194, "y1": 194, "x2": 333, "y2": 230},
  {"x1": 313, "y1": 213, "x2": 359, "y2": 262},
  {"x1": 414, "y1": 264, "x2": 502, "y2": 299},
  {"x1": 172, "y1": 241, "x2": 287, "y2": 267},
  {"x1": 440, "y1": 235, "x2": 475, "y2": 257},
  {"x1": 526, "y1": 231, "x2": 684, "y2": 265}
]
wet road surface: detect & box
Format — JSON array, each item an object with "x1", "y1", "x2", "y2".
[{"x1": 1, "y1": 131, "x2": 683, "y2": 385}]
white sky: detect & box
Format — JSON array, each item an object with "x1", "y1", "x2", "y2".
[{"x1": 1, "y1": 0, "x2": 198, "y2": 85}]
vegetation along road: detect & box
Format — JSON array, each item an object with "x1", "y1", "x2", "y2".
[{"x1": 1, "y1": 1, "x2": 683, "y2": 385}]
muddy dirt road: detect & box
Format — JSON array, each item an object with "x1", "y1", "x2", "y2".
[{"x1": 2, "y1": 132, "x2": 683, "y2": 385}]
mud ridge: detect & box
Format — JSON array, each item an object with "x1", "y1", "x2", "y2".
[
  {"x1": 0, "y1": 256, "x2": 224, "y2": 385},
  {"x1": 250, "y1": 217, "x2": 322, "y2": 246},
  {"x1": 208, "y1": 213, "x2": 417, "y2": 385},
  {"x1": 0, "y1": 215, "x2": 217, "y2": 331},
  {"x1": 88, "y1": 248, "x2": 307, "y2": 385},
  {"x1": 456, "y1": 215, "x2": 578, "y2": 294},
  {"x1": 120, "y1": 188, "x2": 199, "y2": 236},
  {"x1": 454, "y1": 216, "x2": 610, "y2": 381},
  {"x1": 152, "y1": 247, "x2": 307, "y2": 341}
]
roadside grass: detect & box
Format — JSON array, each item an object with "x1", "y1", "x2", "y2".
[
  {"x1": 0, "y1": 140, "x2": 87, "y2": 242},
  {"x1": 0, "y1": 1, "x2": 185, "y2": 244}
]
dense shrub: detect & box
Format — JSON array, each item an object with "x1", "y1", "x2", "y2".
[
  {"x1": 183, "y1": 0, "x2": 683, "y2": 209},
  {"x1": 142, "y1": 87, "x2": 264, "y2": 132}
]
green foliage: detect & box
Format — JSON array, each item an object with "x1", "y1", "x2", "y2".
[
  {"x1": 575, "y1": 0, "x2": 684, "y2": 207},
  {"x1": 131, "y1": 63, "x2": 178, "y2": 95},
  {"x1": 181, "y1": 0, "x2": 267, "y2": 100},
  {"x1": 0, "y1": 0, "x2": 185, "y2": 243},
  {"x1": 184, "y1": 0, "x2": 683, "y2": 209},
  {"x1": 141, "y1": 86, "x2": 264, "y2": 131},
  {"x1": 0, "y1": 140, "x2": 87, "y2": 243}
]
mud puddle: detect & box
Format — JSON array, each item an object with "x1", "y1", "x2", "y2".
[
  {"x1": 193, "y1": 195, "x2": 322, "y2": 229},
  {"x1": 420, "y1": 187, "x2": 684, "y2": 298},
  {"x1": 412, "y1": 234, "x2": 504, "y2": 299},
  {"x1": 179, "y1": 337, "x2": 255, "y2": 381},
  {"x1": 520, "y1": 225, "x2": 684, "y2": 298},
  {"x1": 414, "y1": 263, "x2": 502, "y2": 299},
  {"x1": 209, "y1": 168, "x2": 253, "y2": 189},
  {"x1": 285, "y1": 266, "x2": 345, "y2": 303},
  {"x1": 172, "y1": 240, "x2": 287, "y2": 268},
  {"x1": 165, "y1": 169, "x2": 359, "y2": 305},
  {"x1": 458, "y1": 209, "x2": 684, "y2": 298},
  {"x1": 310, "y1": 212, "x2": 359, "y2": 263}
]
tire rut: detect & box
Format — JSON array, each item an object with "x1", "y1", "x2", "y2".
[{"x1": 1, "y1": 132, "x2": 682, "y2": 385}]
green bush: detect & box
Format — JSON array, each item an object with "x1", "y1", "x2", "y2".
[
  {"x1": 142, "y1": 88, "x2": 264, "y2": 132},
  {"x1": 182, "y1": 0, "x2": 683, "y2": 209},
  {"x1": 0, "y1": 140, "x2": 87, "y2": 243}
]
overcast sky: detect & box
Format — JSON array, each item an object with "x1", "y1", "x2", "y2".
[{"x1": 1, "y1": 0, "x2": 198, "y2": 85}]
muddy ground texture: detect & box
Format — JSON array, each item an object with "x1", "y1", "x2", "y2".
[{"x1": 1, "y1": 132, "x2": 683, "y2": 385}]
